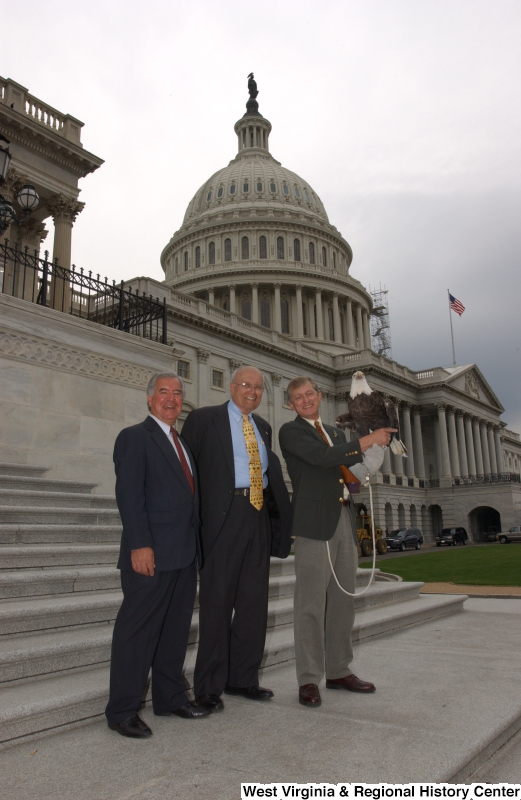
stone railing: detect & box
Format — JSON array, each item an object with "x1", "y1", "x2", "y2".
[
  {"x1": 0, "y1": 77, "x2": 83, "y2": 145},
  {"x1": 453, "y1": 473, "x2": 521, "y2": 486}
]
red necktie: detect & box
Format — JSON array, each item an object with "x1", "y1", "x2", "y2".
[{"x1": 170, "y1": 427, "x2": 195, "y2": 495}]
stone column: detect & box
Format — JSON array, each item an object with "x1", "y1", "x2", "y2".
[
  {"x1": 295, "y1": 284, "x2": 304, "y2": 338},
  {"x1": 473, "y1": 418, "x2": 484, "y2": 476},
  {"x1": 488, "y1": 425, "x2": 498, "y2": 474},
  {"x1": 456, "y1": 414, "x2": 469, "y2": 478},
  {"x1": 356, "y1": 305, "x2": 364, "y2": 349},
  {"x1": 273, "y1": 283, "x2": 282, "y2": 332},
  {"x1": 306, "y1": 293, "x2": 315, "y2": 338},
  {"x1": 412, "y1": 407, "x2": 426, "y2": 480},
  {"x1": 229, "y1": 284, "x2": 236, "y2": 314},
  {"x1": 463, "y1": 415, "x2": 477, "y2": 476},
  {"x1": 391, "y1": 404, "x2": 405, "y2": 478},
  {"x1": 402, "y1": 403, "x2": 415, "y2": 478},
  {"x1": 433, "y1": 417, "x2": 443, "y2": 480},
  {"x1": 494, "y1": 427, "x2": 504, "y2": 474},
  {"x1": 251, "y1": 283, "x2": 259, "y2": 324},
  {"x1": 436, "y1": 404, "x2": 452, "y2": 482},
  {"x1": 197, "y1": 349, "x2": 209, "y2": 408},
  {"x1": 346, "y1": 298, "x2": 355, "y2": 346},
  {"x1": 208, "y1": 287, "x2": 215, "y2": 306},
  {"x1": 46, "y1": 194, "x2": 84, "y2": 311},
  {"x1": 363, "y1": 309, "x2": 371, "y2": 351},
  {"x1": 315, "y1": 289, "x2": 323, "y2": 340},
  {"x1": 271, "y1": 373, "x2": 282, "y2": 457},
  {"x1": 447, "y1": 408, "x2": 461, "y2": 478},
  {"x1": 382, "y1": 445, "x2": 393, "y2": 476},
  {"x1": 332, "y1": 293, "x2": 342, "y2": 343},
  {"x1": 480, "y1": 422, "x2": 491, "y2": 476}
]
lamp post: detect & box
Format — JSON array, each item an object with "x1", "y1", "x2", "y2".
[{"x1": 0, "y1": 135, "x2": 40, "y2": 236}]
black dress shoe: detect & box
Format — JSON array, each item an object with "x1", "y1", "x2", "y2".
[
  {"x1": 108, "y1": 714, "x2": 153, "y2": 738},
  {"x1": 159, "y1": 700, "x2": 211, "y2": 718},
  {"x1": 197, "y1": 693, "x2": 224, "y2": 712},
  {"x1": 224, "y1": 685, "x2": 274, "y2": 700}
]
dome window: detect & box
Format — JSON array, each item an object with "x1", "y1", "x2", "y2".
[
  {"x1": 270, "y1": 181, "x2": 276, "y2": 193},
  {"x1": 184, "y1": 252, "x2": 188, "y2": 271},
  {"x1": 283, "y1": 184, "x2": 289, "y2": 196},
  {"x1": 207, "y1": 191, "x2": 212, "y2": 202},
  {"x1": 277, "y1": 236, "x2": 285, "y2": 260},
  {"x1": 241, "y1": 298, "x2": 251, "y2": 320},
  {"x1": 295, "y1": 187, "x2": 301, "y2": 199},
  {"x1": 209, "y1": 242, "x2": 216, "y2": 265},
  {"x1": 230, "y1": 183, "x2": 236, "y2": 195},
  {"x1": 224, "y1": 238, "x2": 232, "y2": 262},
  {"x1": 259, "y1": 235, "x2": 267, "y2": 259},
  {"x1": 294, "y1": 239, "x2": 301, "y2": 262},
  {"x1": 309, "y1": 242, "x2": 315, "y2": 265},
  {"x1": 304, "y1": 189, "x2": 310, "y2": 203},
  {"x1": 261, "y1": 298, "x2": 271, "y2": 329},
  {"x1": 257, "y1": 181, "x2": 263, "y2": 192},
  {"x1": 217, "y1": 187, "x2": 224, "y2": 198},
  {"x1": 195, "y1": 246, "x2": 201, "y2": 268},
  {"x1": 242, "y1": 236, "x2": 250, "y2": 260},
  {"x1": 243, "y1": 182, "x2": 249, "y2": 193},
  {"x1": 322, "y1": 247, "x2": 327, "y2": 267}
]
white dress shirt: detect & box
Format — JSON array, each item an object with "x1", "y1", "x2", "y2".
[{"x1": 149, "y1": 414, "x2": 193, "y2": 475}]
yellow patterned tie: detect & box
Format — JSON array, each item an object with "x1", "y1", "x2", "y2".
[{"x1": 242, "y1": 414, "x2": 264, "y2": 510}]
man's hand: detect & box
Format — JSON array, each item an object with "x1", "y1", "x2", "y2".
[
  {"x1": 131, "y1": 546, "x2": 155, "y2": 576},
  {"x1": 360, "y1": 428, "x2": 398, "y2": 452}
]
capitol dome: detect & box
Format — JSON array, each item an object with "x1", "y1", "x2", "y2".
[{"x1": 161, "y1": 80, "x2": 373, "y2": 355}]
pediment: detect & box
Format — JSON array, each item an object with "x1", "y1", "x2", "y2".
[{"x1": 446, "y1": 366, "x2": 503, "y2": 411}]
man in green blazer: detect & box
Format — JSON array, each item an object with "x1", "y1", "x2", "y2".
[{"x1": 279, "y1": 377, "x2": 396, "y2": 708}]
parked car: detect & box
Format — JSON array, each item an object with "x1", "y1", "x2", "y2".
[
  {"x1": 436, "y1": 527, "x2": 468, "y2": 546},
  {"x1": 497, "y1": 526, "x2": 521, "y2": 544},
  {"x1": 386, "y1": 528, "x2": 423, "y2": 551},
  {"x1": 481, "y1": 528, "x2": 499, "y2": 542}
]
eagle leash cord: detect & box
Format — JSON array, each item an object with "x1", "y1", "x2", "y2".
[{"x1": 326, "y1": 481, "x2": 377, "y2": 597}]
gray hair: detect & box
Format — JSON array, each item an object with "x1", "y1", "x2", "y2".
[
  {"x1": 146, "y1": 371, "x2": 185, "y2": 399},
  {"x1": 230, "y1": 365, "x2": 264, "y2": 386},
  {"x1": 286, "y1": 376, "x2": 320, "y2": 402}
]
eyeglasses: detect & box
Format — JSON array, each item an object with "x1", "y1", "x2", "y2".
[{"x1": 233, "y1": 382, "x2": 264, "y2": 392}]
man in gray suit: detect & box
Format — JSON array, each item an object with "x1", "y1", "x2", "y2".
[{"x1": 279, "y1": 377, "x2": 396, "y2": 708}]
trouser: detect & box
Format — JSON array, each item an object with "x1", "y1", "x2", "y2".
[
  {"x1": 105, "y1": 562, "x2": 197, "y2": 724},
  {"x1": 293, "y1": 506, "x2": 357, "y2": 686},
  {"x1": 194, "y1": 495, "x2": 271, "y2": 697}
]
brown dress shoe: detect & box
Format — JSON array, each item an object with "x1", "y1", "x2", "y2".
[
  {"x1": 299, "y1": 683, "x2": 322, "y2": 707},
  {"x1": 326, "y1": 674, "x2": 376, "y2": 693}
]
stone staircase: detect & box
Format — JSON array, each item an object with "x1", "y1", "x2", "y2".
[{"x1": 0, "y1": 462, "x2": 465, "y2": 746}]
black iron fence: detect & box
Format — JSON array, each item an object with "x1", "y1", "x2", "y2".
[{"x1": 1, "y1": 241, "x2": 167, "y2": 344}]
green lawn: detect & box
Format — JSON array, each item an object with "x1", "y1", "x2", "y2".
[{"x1": 360, "y1": 544, "x2": 521, "y2": 586}]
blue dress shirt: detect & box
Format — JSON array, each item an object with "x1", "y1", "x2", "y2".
[{"x1": 227, "y1": 400, "x2": 269, "y2": 489}]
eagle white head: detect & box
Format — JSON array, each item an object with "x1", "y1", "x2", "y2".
[{"x1": 350, "y1": 370, "x2": 373, "y2": 398}]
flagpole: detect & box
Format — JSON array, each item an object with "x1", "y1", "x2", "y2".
[{"x1": 447, "y1": 289, "x2": 456, "y2": 366}]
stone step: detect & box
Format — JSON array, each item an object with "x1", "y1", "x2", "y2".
[
  {"x1": 0, "y1": 489, "x2": 117, "y2": 509},
  {"x1": 0, "y1": 566, "x2": 122, "y2": 600},
  {"x1": 0, "y1": 475, "x2": 97, "y2": 494},
  {"x1": 0, "y1": 524, "x2": 122, "y2": 545},
  {"x1": 0, "y1": 544, "x2": 120, "y2": 569},
  {"x1": 0, "y1": 463, "x2": 49, "y2": 478},
  {"x1": 0, "y1": 507, "x2": 121, "y2": 525},
  {"x1": 0, "y1": 591, "x2": 466, "y2": 745}
]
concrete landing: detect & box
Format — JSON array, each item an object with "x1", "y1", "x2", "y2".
[{"x1": 2, "y1": 598, "x2": 521, "y2": 797}]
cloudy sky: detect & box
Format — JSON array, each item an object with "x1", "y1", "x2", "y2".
[{"x1": 4, "y1": 0, "x2": 521, "y2": 430}]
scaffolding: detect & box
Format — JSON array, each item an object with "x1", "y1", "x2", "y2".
[{"x1": 369, "y1": 285, "x2": 392, "y2": 358}]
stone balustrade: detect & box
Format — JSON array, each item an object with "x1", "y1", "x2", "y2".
[{"x1": 0, "y1": 77, "x2": 83, "y2": 145}]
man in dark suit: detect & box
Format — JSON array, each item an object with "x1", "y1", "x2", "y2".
[
  {"x1": 181, "y1": 366, "x2": 292, "y2": 712},
  {"x1": 105, "y1": 371, "x2": 211, "y2": 738},
  {"x1": 279, "y1": 377, "x2": 396, "y2": 708}
]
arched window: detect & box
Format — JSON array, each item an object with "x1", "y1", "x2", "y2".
[
  {"x1": 322, "y1": 246, "x2": 327, "y2": 267},
  {"x1": 293, "y1": 239, "x2": 301, "y2": 262},
  {"x1": 260, "y1": 298, "x2": 270, "y2": 328},
  {"x1": 184, "y1": 251, "x2": 188, "y2": 271},
  {"x1": 242, "y1": 236, "x2": 249, "y2": 260},
  {"x1": 256, "y1": 181, "x2": 263, "y2": 192},
  {"x1": 281, "y1": 298, "x2": 289, "y2": 334},
  {"x1": 195, "y1": 246, "x2": 201, "y2": 268},
  {"x1": 217, "y1": 187, "x2": 224, "y2": 198},
  {"x1": 243, "y1": 182, "x2": 249, "y2": 193},
  {"x1": 230, "y1": 183, "x2": 236, "y2": 195},
  {"x1": 241, "y1": 297, "x2": 251, "y2": 320},
  {"x1": 328, "y1": 307, "x2": 334, "y2": 340},
  {"x1": 223, "y1": 297, "x2": 230, "y2": 311},
  {"x1": 270, "y1": 181, "x2": 276, "y2": 193},
  {"x1": 224, "y1": 238, "x2": 232, "y2": 262},
  {"x1": 304, "y1": 188, "x2": 310, "y2": 203},
  {"x1": 295, "y1": 187, "x2": 301, "y2": 199},
  {"x1": 283, "y1": 184, "x2": 289, "y2": 196},
  {"x1": 309, "y1": 242, "x2": 315, "y2": 264},
  {"x1": 209, "y1": 241, "x2": 215, "y2": 265},
  {"x1": 206, "y1": 190, "x2": 212, "y2": 202},
  {"x1": 259, "y1": 235, "x2": 267, "y2": 259},
  {"x1": 277, "y1": 236, "x2": 284, "y2": 260},
  {"x1": 333, "y1": 251, "x2": 337, "y2": 270}
]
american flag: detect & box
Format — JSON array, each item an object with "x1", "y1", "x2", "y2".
[{"x1": 449, "y1": 293, "x2": 465, "y2": 316}]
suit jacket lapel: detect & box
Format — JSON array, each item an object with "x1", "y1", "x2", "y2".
[
  {"x1": 252, "y1": 413, "x2": 271, "y2": 449},
  {"x1": 294, "y1": 414, "x2": 325, "y2": 443},
  {"x1": 215, "y1": 403, "x2": 235, "y2": 478},
  {"x1": 145, "y1": 416, "x2": 194, "y2": 496}
]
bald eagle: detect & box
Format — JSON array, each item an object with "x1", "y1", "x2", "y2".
[{"x1": 336, "y1": 371, "x2": 407, "y2": 456}]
